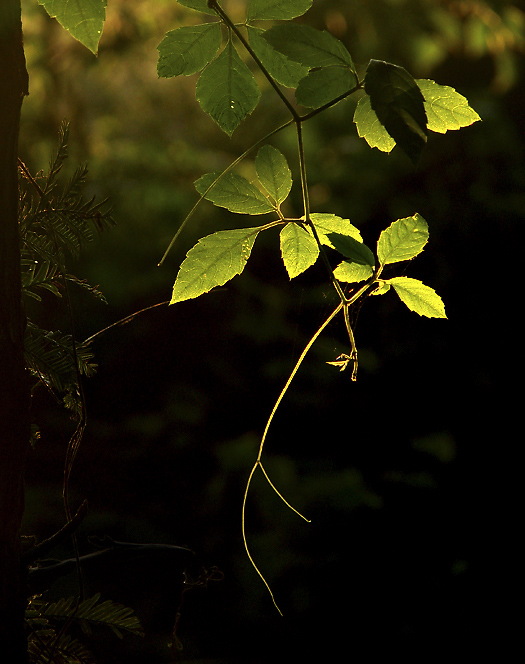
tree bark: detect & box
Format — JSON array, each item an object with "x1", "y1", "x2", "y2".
[{"x1": 0, "y1": 1, "x2": 30, "y2": 660}]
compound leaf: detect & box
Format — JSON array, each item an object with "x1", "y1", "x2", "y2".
[
  {"x1": 416, "y1": 79, "x2": 481, "y2": 133},
  {"x1": 377, "y1": 214, "x2": 429, "y2": 265},
  {"x1": 353, "y1": 95, "x2": 396, "y2": 153},
  {"x1": 387, "y1": 277, "x2": 447, "y2": 318},
  {"x1": 38, "y1": 0, "x2": 107, "y2": 53},
  {"x1": 195, "y1": 172, "x2": 274, "y2": 215},
  {"x1": 157, "y1": 23, "x2": 222, "y2": 78},
  {"x1": 247, "y1": 26, "x2": 309, "y2": 88},
  {"x1": 255, "y1": 145, "x2": 292, "y2": 205},
  {"x1": 364, "y1": 59, "x2": 427, "y2": 163},
  {"x1": 247, "y1": 0, "x2": 313, "y2": 21},
  {"x1": 263, "y1": 24, "x2": 354, "y2": 69},
  {"x1": 295, "y1": 66, "x2": 357, "y2": 108},
  {"x1": 280, "y1": 222, "x2": 319, "y2": 278},
  {"x1": 196, "y1": 42, "x2": 261, "y2": 136},
  {"x1": 171, "y1": 226, "x2": 263, "y2": 303},
  {"x1": 38, "y1": 593, "x2": 144, "y2": 637}
]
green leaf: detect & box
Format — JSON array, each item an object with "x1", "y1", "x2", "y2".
[
  {"x1": 364, "y1": 59, "x2": 428, "y2": 163},
  {"x1": 38, "y1": 0, "x2": 107, "y2": 54},
  {"x1": 195, "y1": 172, "x2": 274, "y2": 214},
  {"x1": 326, "y1": 233, "x2": 375, "y2": 266},
  {"x1": 171, "y1": 226, "x2": 263, "y2": 303},
  {"x1": 196, "y1": 41, "x2": 261, "y2": 136},
  {"x1": 247, "y1": 26, "x2": 309, "y2": 88},
  {"x1": 416, "y1": 79, "x2": 481, "y2": 133},
  {"x1": 387, "y1": 277, "x2": 447, "y2": 318},
  {"x1": 333, "y1": 260, "x2": 374, "y2": 283},
  {"x1": 255, "y1": 145, "x2": 292, "y2": 205},
  {"x1": 157, "y1": 23, "x2": 222, "y2": 78},
  {"x1": 308, "y1": 213, "x2": 363, "y2": 244},
  {"x1": 377, "y1": 214, "x2": 429, "y2": 265},
  {"x1": 353, "y1": 95, "x2": 396, "y2": 153},
  {"x1": 177, "y1": 0, "x2": 218, "y2": 15},
  {"x1": 295, "y1": 66, "x2": 357, "y2": 108},
  {"x1": 280, "y1": 222, "x2": 319, "y2": 278},
  {"x1": 306, "y1": 213, "x2": 374, "y2": 274},
  {"x1": 247, "y1": 0, "x2": 313, "y2": 21},
  {"x1": 263, "y1": 24, "x2": 354, "y2": 69}
]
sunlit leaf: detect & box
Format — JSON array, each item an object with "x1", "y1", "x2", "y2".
[
  {"x1": 195, "y1": 172, "x2": 274, "y2": 215},
  {"x1": 295, "y1": 66, "x2": 357, "y2": 108},
  {"x1": 308, "y1": 213, "x2": 363, "y2": 244},
  {"x1": 38, "y1": 0, "x2": 107, "y2": 53},
  {"x1": 333, "y1": 260, "x2": 374, "y2": 283},
  {"x1": 280, "y1": 222, "x2": 319, "y2": 278},
  {"x1": 416, "y1": 79, "x2": 481, "y2": 133},
  {"x1": 387, "y1": 277, "x2": 447, "y2": 318},
  {"x1": 247, "y1": 26, "x2": 309, "y2": 88},
  {"x1": 364, "y1": 60, "x2": 427, "y2": 163},
  {"x1": 377, "y1": 214, "x2": 429, "y2": 265},
  {"x1": 255, "y1": 145, "x2": 292, "y2": 205},
  {"x1": 247, "y1": 0, "x2": 313, "y2": 21},
  {"x1": 263, "y1": 24, "x2": 354, "y2": 69},
  {"x1": 157, "y1": 23, "x2": 222, "y2": 78},
  {"x1": 196, "y1": 42, "x2": 261, "y2": 136},
  {"x1": 353, "y1": 95, "x2": 396, "y2": 153},
  {"x1": 171, "y1": 227, "x2": 263, "y2": 303}
]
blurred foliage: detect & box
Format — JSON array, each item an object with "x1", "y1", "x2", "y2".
[{"x1": 19, "y1": 0, "x2": 520, "y2": 661}]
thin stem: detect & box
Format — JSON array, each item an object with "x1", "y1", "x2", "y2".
[
  {"x1": 242, "y1": 302, "x2": 342, "y2": 611},
  {"x1": 295, "y1": 122, "x2": 347, "y2": 303},
  {"x1": 299, "y1": 80, "x2": 364, "y2": 122},
  {"x1": 260, "y1": 301, "x2": 342, "y2": 453},
  {"x1": 241, "y1": 462, "x2": 283, "y2": 615},
  {"x1": 84, "y1": 301, "x2": 169, "y2": 345},
  {"x1": 158, "y1": 119, "x2": 294, "y2": 266},
  {"x1": 258, "y1": 462, "x2": 310, "y2": 521}
]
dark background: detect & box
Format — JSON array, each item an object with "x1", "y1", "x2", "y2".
[{"x1": 19, "y1": 0, "x2": 520, "y2": 661}]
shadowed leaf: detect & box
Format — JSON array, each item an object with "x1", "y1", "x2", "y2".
[{"x1": 364, "y1": 60, "x2": 427, "y2": 163}]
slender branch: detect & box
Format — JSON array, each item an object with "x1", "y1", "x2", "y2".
[
  {"x1": 83, "y1": 301, "x2": 170, "y2": 345},
  {"x1": 241, "y1": 301, "x2": 342, "y2": 612},
  {"x1": 22, "y1": 500, "x2": 88, "y2": 565},
  {"x1": 299, "y1": 80, "x2": 364, "y2": 122},
  {"x1": 295, "y1": 122, "x2": 347, "y2": 303}
]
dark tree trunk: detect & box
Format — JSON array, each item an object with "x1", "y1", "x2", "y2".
[{"x1": 0, "y1": 1, "x2": 30, "y2": 660}]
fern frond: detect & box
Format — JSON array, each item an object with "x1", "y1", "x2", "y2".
[
  {"x1": 24, "y1": 321, "x2": 97, "y2": 413},
  {"x1": 28, "y1": 631, "x2": 97, "y2": 664},
  {"x1": 18, "y1": 134, "x2": 114, "y2": 265},
  {"x1": 21, "y1": 258, "x2": 108, "y2": 305},
  {"x1": 44, "y1": 120, "x2": 71, "y2": 195},
  {"x1": 21, "y1": 258, "x2": 63, "y2": 301},
  {"x1": 35, "y1": 594, "x2": 144, "y2": 639},
  {"x1": 65, "y1": 275, "x2": 108, "y2": 303}
]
